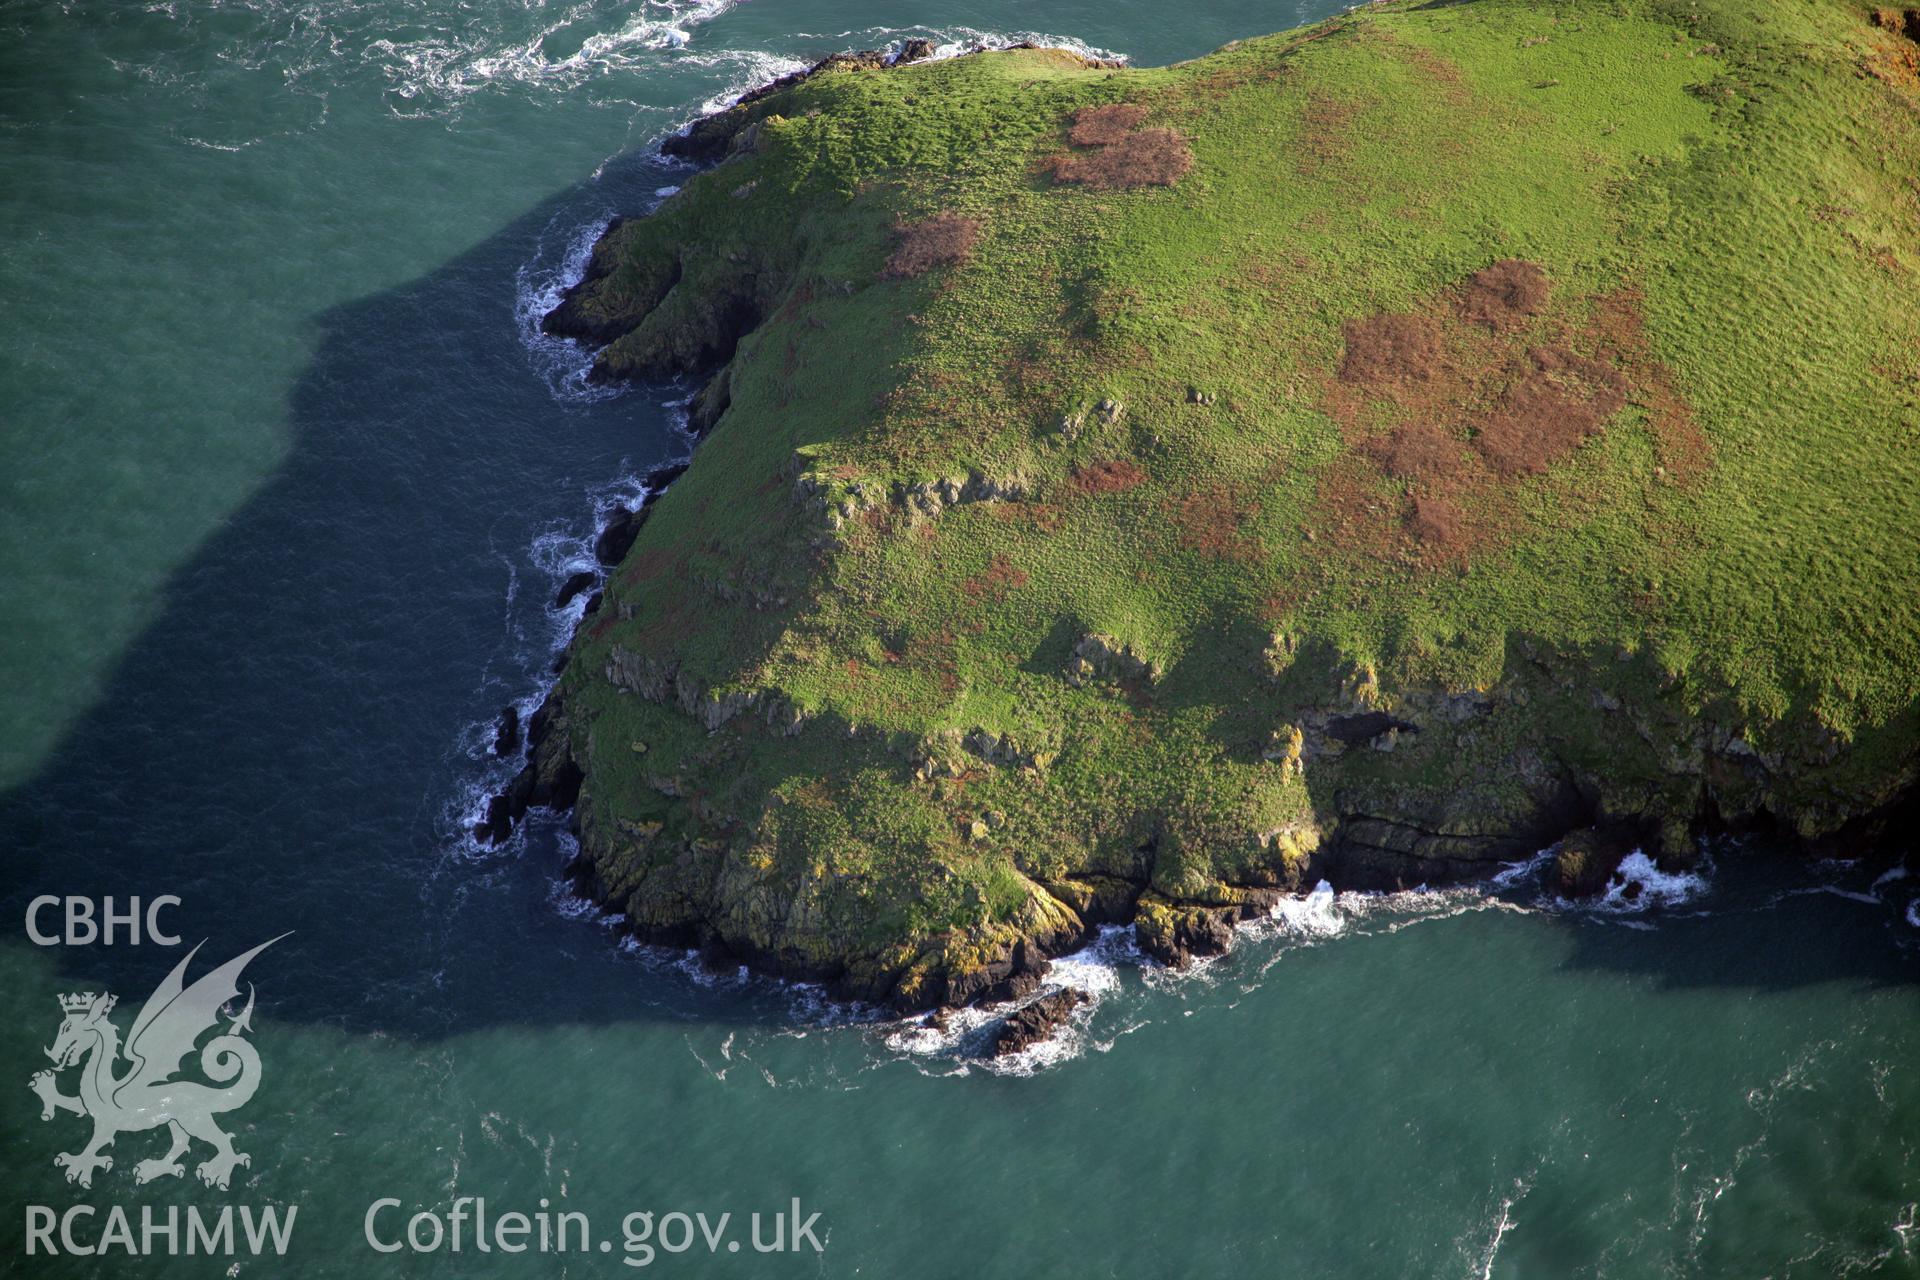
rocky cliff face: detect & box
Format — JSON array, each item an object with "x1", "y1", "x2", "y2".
[{"x1": 488, "y1": 1, "x2": 1920, "y2": 1010}]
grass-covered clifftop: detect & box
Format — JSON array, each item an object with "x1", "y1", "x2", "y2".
[{"x1": 514, "y1": 0, "x2": 1920, "y2": 1006}]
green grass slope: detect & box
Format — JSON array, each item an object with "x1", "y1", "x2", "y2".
[{"x1": 524, "y1": 0, "x2": 1920, "y2": 1005}]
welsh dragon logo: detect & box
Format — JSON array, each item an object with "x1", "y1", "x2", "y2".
[{"x1": 29, "y1": 936, "x2": 285, "y2": 1190}]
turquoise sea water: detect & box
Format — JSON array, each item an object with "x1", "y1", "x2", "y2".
[{"x1": 2, "y1": 0, "x2": 1917, "y2": 1274}]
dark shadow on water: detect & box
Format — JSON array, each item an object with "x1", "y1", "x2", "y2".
[
  {"x1": 1544, "y1": 835, "x2": 1920, "y2": 997},
  {"x1": 0, "y1": 148, "x2": 822, "y2": 1037}
]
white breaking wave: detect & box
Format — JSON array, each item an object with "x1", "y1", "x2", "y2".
[
  {"x1": 881, "y1": 865, "x2": 1552, "y2": 1074},
  {"x1": 678, "y1": 49, "x2": 813, "y2": 119},
  {"x1": 1490, "y1": 840, "x2": 1716, "y2": 919},
  {"x1": 617, "y1": 940, "x2": 754, "y2": 992},
  {"x1": 546, "y1": 872, "x2": 625, "y2": 926},
  {"x1": 441, "y1": 451, "x2": 680, "y2": 862},
  {"x1": 1592, "y1": 851, "x2": 1712, "y2": 913},
  {"x1": 1815, "y1": 884, "x2": 1889, "y2": 906},
  {"x1": 883, "y1": 926, "x2": 1140, "y2": 1077},
  {"x1": 514, "y1": 209, "x2": 623, "y2": 405},
  {"x1": 1266, "y1": 877, "x2": 1342, "y2": 937},
  {"x1": 782, "y1": 24, "x2": 1127, "y2": 67},
  {"x1": 116, "y1": 0, "x2": 760, "y2": 125},
  {"x1": 1490, "y1": 846, "x2": 1558, "y2": 890},
  {"x1": 363, "y1": 0, "x2": 745, "y2": 110},
  {"x1": 915, "y1": 27, "x2": 1126, "y2": 65},
  {"x1": 1047, "y1": 927, "x2": 1136, "y2": 998}
]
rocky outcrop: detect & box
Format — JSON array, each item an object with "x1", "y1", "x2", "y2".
[
  {"x1": 991, "y1": 988, "x2": 1088, "y2": 1056},
  {"x1": 554, "y1": 570, "x2": 597, "y2": 609},
  {"x1": 594, "y1": 509, "x2": 645, "y2": 566},
  {"x1": 1551, "y1": 825, "x2": 1640, "y2": 897},
  {"x1": 904, "y1": 725, "x2": 1062, "y2": 780},
  {"x1": 687, "y1": 366, "x2": 731, "y2": 437},
  {"x1": 492, "y1": 705, "x2": 521, "y2": 758},
  {"x1": 1132, "y1": 895, "x2": 1274, "y2": 967},
  {"x1": 603, "y1": 646, "x2": 811, "y2": 736},
  {"x1": 895, "y1": 472, "x2": 1026, "y2": 522},
  {"x1": 790, "y1": 464, "x2": 1026, "y2": 536},
  {"x1": 593, "y1": 463, "x2": 688, "y2": 565},
  {"x1": 1323, "y1": 711, "x2": 1419, "y2": 747},
  {"x1": 541, "y1": 238, "x2": 769, "y2": 387},
  {"x1": 1065, "y1": 633, "x2": 1162, "y2": 687},
  {"x1": 934, "y1": 934, "x2": 1055, "y2": 1008},
  {"x1": 472, "y1": 692, "x2": 582, "y2": 846}
]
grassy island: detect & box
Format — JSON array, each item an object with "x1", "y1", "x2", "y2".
[{"x1": 508, "y1": 0, "x2": 1920, "y2": 1006}]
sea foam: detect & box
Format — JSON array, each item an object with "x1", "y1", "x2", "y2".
[{"x1": 1593, "y1": 851, "x2": 1712, "y2": 913}]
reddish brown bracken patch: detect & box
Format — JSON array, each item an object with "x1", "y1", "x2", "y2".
[
  {"x1": 1874, "y1": 7, "x2": 1920, "y2": 41},
  {"x1": 1460, "y1": 259, "x2": 1550, "y2": 330},
  {"x1": 611, "y1": 550, "x2": 707, "y2": 649},
  {"x1": 1049, "y1": 104, "x2": 1192, "y2": 190},
  {"x1": 961, "y1": 553, "x2": 1031, "y2": 602},
  {"x1": 987, "y1": 501, "x2": 1064, "y2": 533},
  {"x1": 618, "y1": 546, "x2": 680, "y2": 588},
  {"x1": 1406, "y1": 493, "x2": 1463, "y2": 550},
  {"x1": 775, "y1": 279, "x2": 817, "y2": 324},
  {"x1": 1339, "y1": 314, "x2": 1441, "y2": 385},
  {"x1": 1397, "y1": 42, "x2": 1469, "y2": 100},
  {"x1": 1068, "y1": 103, "x2": 1150, "y2": 146},
  {"x1": 1168, "y1": 486, "x2": 1262, "y2": 562},
  {"x1": 903, "y1": 628, "x2": 962, "y2": 694},
  {"x1": 1365, "y1": 420, "x2": 1465, "y2": 480},
  {"x1": 1474, "y1": 345, "x2": 1627, "y2": 477},
  {"x1": 882, "y1": 212, "x2": 981, "y2": 279},
  {"x1": 1867, "y1": 9, "x2": 1920, "y2": 83},
  {"x1": 1049, "y1": 127, "x2": 1194, "y2": 188},
  {"x1": 1590, "y1": 287, "x2": 1713, "y2": 484},
  {"x1": 1313, "y1": 261, "x2": 1710, "y2": 568},
  {"x1": 1067, "y1": 458, "x2": 1148, "y2": 495}
]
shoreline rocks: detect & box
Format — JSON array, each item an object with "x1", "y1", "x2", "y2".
[
  {"x1": 1551, "y1": 825, "x2": 1641, "y2": 898},
  {"x1": 492, "y1": 705, "x2": 521, "y2": 758},
  {"x1": 991, "y1": 988, "x2": 1089, "y2": 1057},
  {"x1": 554, "y1": 570, "x2": 597, "y2": 609},
  {"x1": 594, "y1": 507, "x2": 647, "y2": 566}
]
